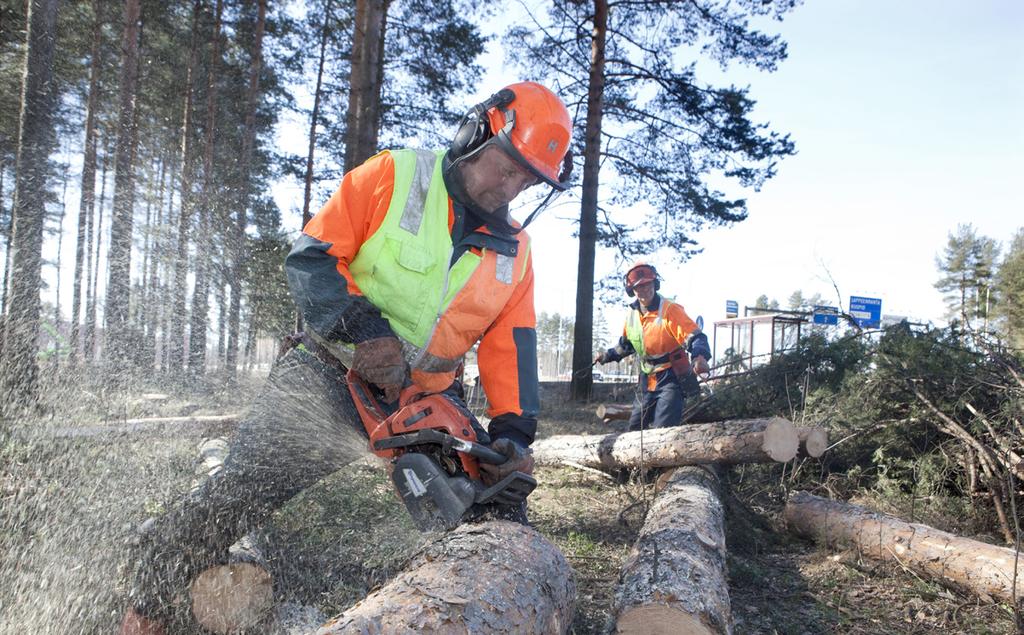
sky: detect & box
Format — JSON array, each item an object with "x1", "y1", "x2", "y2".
[
  {"x1": 472, "y1": 0, "x2": 1023, "y2": 333},
  {"x1": 36, "y1": 0, "x2": 1023, "y2": 355}
]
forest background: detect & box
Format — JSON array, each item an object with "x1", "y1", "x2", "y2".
[{"x1": 1, "y1": 1, "x2": 1023, "y2": 632}]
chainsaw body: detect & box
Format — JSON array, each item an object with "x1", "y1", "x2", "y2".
[{"x1": 347, "y1": 371, "x2": 536, "y2": 531}]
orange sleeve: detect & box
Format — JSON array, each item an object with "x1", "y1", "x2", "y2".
[
  {"x1": 302, "y1": 151, "x2": 396, "y2": 295},
  {"x1": 477, "y1": 251, "x2": 539, "y2": 443},
  {"x1": 666, "y1": 302, "x2": 700, "y2": 345}
]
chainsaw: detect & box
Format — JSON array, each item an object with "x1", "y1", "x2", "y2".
[{"x1": 346, "y1": 370, "x2": 537, "y2": 531}]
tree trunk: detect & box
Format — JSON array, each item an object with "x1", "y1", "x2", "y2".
[
  {"x1": 296, "y1": 0, "x2": 332, "y2": 333},
  {"x1": 147, "y1": 151, "x2": 169, "y2": 370},
  {"x1": 785, "y1": 490, "x2": 1024, "y2": 605},
  {"x1": 53, "y1": 145, "x2": 70, "y2": 344},
  {"x1": 48, "y1": 414, "x2": 239, "y2": 439},
  {"x1": 1, "y1": 0, "x2": 60, "y2": 409},
  {"x1": 71, "y1": 0, "x2": 103, "y2": 363},
  {"x1": 104, "y1": 0, "x2": 142, "y2": 369},
  {"x1": 301, "y1": 0, "x2": 330, "y2": 229},
  {"x1": 188, "y1": 0, "x2": 224, "y2": 378},
  {"x1": 569, "y1": 0, "x2": 608, "y2": 401},
  {"x1": 532, "y1": 417, "x2": 799, "y2": 470},
  {"x1": 343, "y1": 0, "x2": 389, "y2": 173},
  {"x1": 168, "y1": 0, "x2": 202, "y2": 373},
  {"x1": 316, "y1": 521, "x2": 576, "y2": 634},
  {"x1": 86, "y1": 131, "x2": 112, "y2": 363},
  {"x1": 614, "y1": 466, "x2": 731, "y2": 634},
  {"x1": 225, "y1": 0, "x2": 266, "y2": 378},
  {"x1": 0, "y1": 158, "x2": 8, "y2": 323}
]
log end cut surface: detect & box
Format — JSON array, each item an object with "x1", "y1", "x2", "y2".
[
  {"x1": 763, "y1": 417, "x2": 799, "y2": 462},
  {"x1": 617, "y1": 605, "x2": 717, "y2": 635},
  {"x1": 796, "y1": 427, "x2": 828, "y2": 458},
  {"x1": 190, "y1": 562, "x2": 273, "y2": 634}
]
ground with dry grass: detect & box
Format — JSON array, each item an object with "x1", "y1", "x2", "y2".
[{"x1": 1, "y1": 377, "x2": 1019, "y2": 634}]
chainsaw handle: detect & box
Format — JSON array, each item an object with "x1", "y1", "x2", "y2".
[{"x1": 461, "y1": 441, "x2": 508, "y2": 465}]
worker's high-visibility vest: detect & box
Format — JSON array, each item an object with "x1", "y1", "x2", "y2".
[
  {"x1": 348, "y1": 148, "x2": 531, "y2": 392},
  {"x1": 625, "y1": 298, "x2": 682, "y2": 375}
]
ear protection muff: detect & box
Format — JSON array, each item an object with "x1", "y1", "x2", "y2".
[{"x1": 449, "y1": 88, "x2": 516, "y2": 161}]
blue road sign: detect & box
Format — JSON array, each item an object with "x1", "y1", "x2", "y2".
[
  {"x1": 725, "y1": 300, "x2": 738, "y2": 318},
  {"x1": 849, "y1": 295, "x2": 882, "y2": 328},
  {"x1": 812, "y1": 305, "x2": 839, "y2": 325}
]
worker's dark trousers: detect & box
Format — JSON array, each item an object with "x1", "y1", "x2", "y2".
[
  {"x1": 627, "y1": 369, "x2": 685, "y2": 431},
  {"x1": 126, "y1": 344, "x2": 363, "y2": 625}
]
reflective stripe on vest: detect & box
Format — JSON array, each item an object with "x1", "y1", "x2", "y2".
[
  {"x1": 348, "y1": 148, "x2": 526, "y2": 385},
  {"x1": 625, "y1": 299, "x2": 681, "y2": 375}
]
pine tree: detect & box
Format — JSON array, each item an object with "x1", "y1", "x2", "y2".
[
  {"x1": 994, "y1": 228, "x2": 1024, "y2": 348},
  {"x1": 505, "y1": 0, "x2": 797, "y2": 399},
  {"x1": 1, "y1": 0, "x2": 60, "y2": 410},
  {"x1": 935, "y1": 224, "x2": 999, "y2": 330}
]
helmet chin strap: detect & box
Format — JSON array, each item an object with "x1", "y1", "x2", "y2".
[{"x1": 442, "y1": 150, "x2": 563, "y2": 237}]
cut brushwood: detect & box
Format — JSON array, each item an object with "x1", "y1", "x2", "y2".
[
  {"x1": 597, "y1": 403, "x2": 632, "y2": 422},
  {"x1": 614, "y1": 466, "x2": 731, "y2": 634},
  {"x1": 316, "y1": 521, "x2": 576, "y2": 634},
  {"x1": 785, "y1": 490, "x2": 1024, "y2": 605},
  {"x1": 532, "y1": 417, "x2": 799, "y2": 470},
  {"x1": 796, "y1": 426, "x2": 829, "y2": 458}
]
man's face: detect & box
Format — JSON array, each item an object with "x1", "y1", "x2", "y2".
[
  {"x1": 633, "y1": 281, "x2": 656, "y2": 306},
  {"x1": 458, "y1": 144, "x2": 538, "y2": 214}
]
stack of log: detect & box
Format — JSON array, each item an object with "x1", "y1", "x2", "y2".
[
  {"x1": 187, "y1": 417, "x2": 816, "y2": 633},
  {"x1": 168, "y1": 397, "x2": 1023, "y2": 633}
]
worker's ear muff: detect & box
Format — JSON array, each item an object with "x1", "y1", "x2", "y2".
[{"x1": 449, "y1": 88, "x2": 517, "y2": 161}]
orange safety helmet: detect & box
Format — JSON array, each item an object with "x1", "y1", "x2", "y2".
[
  {"x1": 449, "y1": 82, "x2": 573, "y2": 190},
  {"x1": 624, "y1": 262, "x2": 660, "y2": 297}
]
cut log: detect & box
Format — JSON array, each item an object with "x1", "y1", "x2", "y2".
[
  {"x1": 615, "y1": 466, "x2": 731, "y2": 634},
  {"x1": 47, "y1": 414, "x2": 239, "y2": 439},
  {"x1": 796, "y1": 426, "x2": 828, "y2": 458},
  {"x1": 190, "y1": 562, "x2": 274, "y2": 633},
  {"x1": 785, "y1": 490, "x2": 1024, "y2": 604},
  {"x1": 597, "y1": 403, "x2": 632, "y2": 422},
  {"x1": 317, "y1": 521, "x2": 576, "y2": 634},
  {"x1": 533, "y1": 417, "x2": 799, "y2": 470}
]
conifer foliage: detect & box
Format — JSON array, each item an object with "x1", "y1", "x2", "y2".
[{"x1": 502, "y1": 0, "x2": 798, "y2": 399}]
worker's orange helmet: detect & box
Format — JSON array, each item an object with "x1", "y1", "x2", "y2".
[
  {"x1": 450, "y1": 82, "x2": 573, "y2": 190},
  {"x1": 624, "y1": 261, "x2": 659, "y2": 297}
]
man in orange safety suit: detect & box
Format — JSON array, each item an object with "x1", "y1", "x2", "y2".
[
  {"x1": 594, "y1": 262, "x2": 710, "y2": 430},
  {"x1": 120, "y1": 81, "x2": 573, "y2": 634}
]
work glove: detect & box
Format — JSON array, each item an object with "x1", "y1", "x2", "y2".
[
  {"x1": 352, "y1": 336, "x2": 406, "y2": 403},
  {"x1": 479, "y1": 438, "x2": 535, "y2": 486},
  {"x1": 692, "y1": 355, "x2": 710, "y2": 376},
  {"x1": 593, "y1": 351, "x2": 608, "y2": 365}
]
